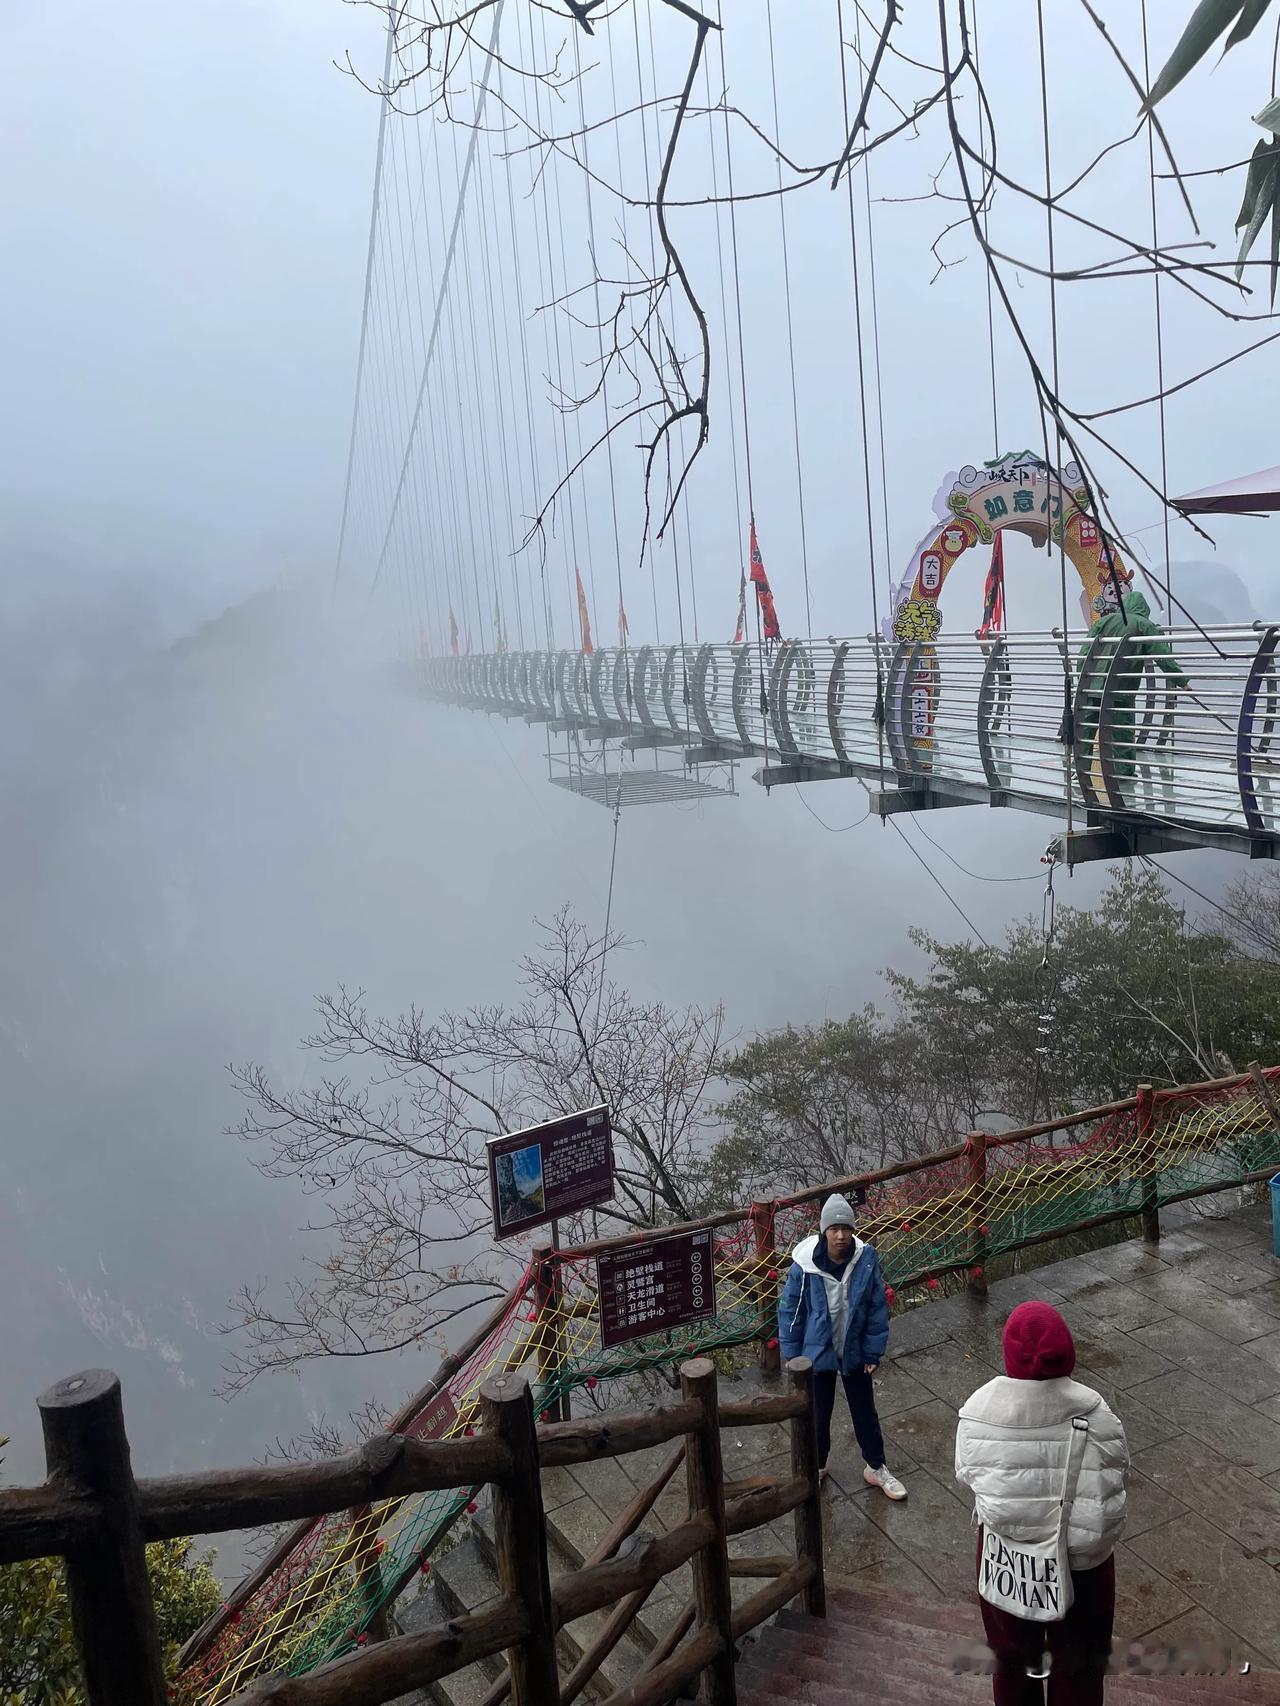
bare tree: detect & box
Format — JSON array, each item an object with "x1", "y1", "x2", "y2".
[{"x1": 221, "y1": 907, "x2": 726, "y2": 1392}]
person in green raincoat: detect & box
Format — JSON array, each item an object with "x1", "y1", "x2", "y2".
[{"x1": 1076, "y1": 586, "x2": 1189, "y2": 791}]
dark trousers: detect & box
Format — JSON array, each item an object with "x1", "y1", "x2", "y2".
[
  {"x1": 976, "y1": 1531, "x2": 1115, "y2": 1706},
  {"x1": 813, "y1": 1369, "x2": 885, "y2": 1471}
]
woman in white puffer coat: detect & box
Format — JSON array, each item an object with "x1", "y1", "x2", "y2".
[{"x1": 955, "y1": 1302, "x2": 1128, "y2": 1706}]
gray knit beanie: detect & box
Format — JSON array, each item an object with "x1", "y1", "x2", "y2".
[{"x1": 819, "y1": 1193, "x2": 856, "y2": 1233}]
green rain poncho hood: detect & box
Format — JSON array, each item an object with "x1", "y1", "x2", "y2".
[{"x1": 1077, "y1": 590, "x2": 1189, "y2": 688}]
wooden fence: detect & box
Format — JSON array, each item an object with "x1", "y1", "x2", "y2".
[
  {"x1": 0, "y1": 1356, "x2": 824, "y2": 1706},
  {"x1": 176, "y1": 1060, "x2": 1280, "y2": 1693}
]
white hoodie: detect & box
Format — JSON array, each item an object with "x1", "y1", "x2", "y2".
[
  {"x1": 954, "y1": 1376, "x2": 1129, "y2": 1572},
  {"x1": 789, "y1": 1232, "x2": 867, "y2": 1365}
]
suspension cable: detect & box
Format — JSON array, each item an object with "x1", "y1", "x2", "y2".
[
  {"x1": 1140, "y1": 0, "x2": 1173, "y2": 617},
  {"x1": 334, "y1": 10, "x2": 397, "y2": 594},
  {"x1": 836, "y1": 0, "x2": 886, "y2": 789},
  {"x1": 765, "y1": 0, "x2": 813, "y2": 640}
]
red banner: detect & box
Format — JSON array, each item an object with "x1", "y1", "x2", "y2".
[{"x1": 576, "y1": 569, "x2": 594, "y2": 655}]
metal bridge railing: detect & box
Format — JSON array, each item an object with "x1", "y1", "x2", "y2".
[{"x1": 422, "y1": 623, "x2": 1280, "y2": 842}]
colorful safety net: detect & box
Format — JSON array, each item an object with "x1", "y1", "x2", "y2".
[{"x1": 180, "y1": 1069, "x2": 1280, "y2": 1703}]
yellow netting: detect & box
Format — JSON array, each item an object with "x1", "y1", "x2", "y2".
[{"x1": 183, "y1": 1071, "x2": 1280, "y2": 1702}]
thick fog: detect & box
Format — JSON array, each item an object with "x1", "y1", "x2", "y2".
[{"x1": 3, "y1": 0, "x2": 1274, "y2": 1526}]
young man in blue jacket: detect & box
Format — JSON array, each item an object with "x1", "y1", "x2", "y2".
[{"x1": 777, "y1": 1192, "x2": 907, "y2": 1500}]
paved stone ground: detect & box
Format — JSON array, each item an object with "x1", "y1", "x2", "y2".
[{"x1": 557, "y1": 1196, "x2": 1280, "y2": 1668}]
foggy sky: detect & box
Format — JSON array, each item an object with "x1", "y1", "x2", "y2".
[{"x1": 2, "y1": 0, "x2": 1272, "y2": 1522}]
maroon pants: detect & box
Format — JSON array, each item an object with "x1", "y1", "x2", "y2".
[{"x1": 976, "y1": 1531, "x2": 1115, "y2": 1706}]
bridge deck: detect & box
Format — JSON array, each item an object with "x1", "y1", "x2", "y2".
[{"x1": 420, "y1": 626, "x2": 1280, "y2": 861}]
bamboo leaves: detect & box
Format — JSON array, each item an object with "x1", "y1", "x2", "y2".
[
  {"x1": 1236, "y1": 136, "x2": 1280, "y2": 302},
  {"x1": 1142, "y1": 0, "x2": 1275, "y2": 112}
]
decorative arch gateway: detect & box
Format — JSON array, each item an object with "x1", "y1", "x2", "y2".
[{"x1": 887, "y1": 451, "x2": 1134, "y2": 643}]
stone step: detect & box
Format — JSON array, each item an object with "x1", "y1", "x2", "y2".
[
  {"x1": 825, "y1": 1583, "x2": 981, "y2": 1638},
  {"x1": 745, "y1": 1611, "x2": 1278, "y2": 1706}
]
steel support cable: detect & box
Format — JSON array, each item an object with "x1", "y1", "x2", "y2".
[
  {"x1": 971, "y1": 0, "x2": 1000, "y2": 462},
  {"x1": 403, "y1": 65, "x2": 463, "y2": 656},
  {"x1": 703, "y1": 47, "x2": 747, "y2": 645},
  {"x1": 1140, "y1": 0, "x2": 1173, "y2": 616},
  {"x1": 851, "y1": 0, "x2": 897, "y2": 622},
  {"x1": 630, "y1": 0, "x2": 664, "y2": 644},
  {"x1": 439, "y1": 116, "x2": 489, "y2": 647},
  {"x1": 375, "y1": 117, "x2": 423, "y2": 642},
  {"x1": 574, "y1": 28, "x2": 628, "y2": 676},
  {"x1": 765, "y1": 0, "x2": 813, "y2": 641},
  {"x1": 855, "y1": 782, "x2": 992, "y2": 945},
  {"x1": 469, "y1": 140, "x2": 520, "y2": 650},
  {"x1": 523, "y1": 7, "x2": 575, "y2": 771},
  {"x1": 836, "y1": 0, "x2": 886, "y2": 790},
  {"x1": 371, "y1": 0, "x2": 505, "y2": 595},
  {"x1": 384, "y1": 71, "x2": 440, "y2": 645},
  {"x1": 334, "y1": 9, "x2": 398, "y2": 594},
  {"x1": 496, "y1": 53, "x2": 553, "y2": 653},
  {"x1": 403, "y1": 62, "x2": 470, "y2": 658},
  {"x1": 1035, "y1": 0, "x2": 1075, "y2": 844},
  {"x1": 454, "y1": 153, "x2": 507, "y2": 649},
  {"x1": 715, "y1": 9, "x2": 770, "y2": 768},
  {"x1": 526, "y1": 1, "x2": 584, "y2": 660},
  {"x1": 475, "y1": 141, "x2": 527, "y2": 652},
  {"x1": 544, "y1": 9, "x2": 599, "y2": 648},
  {"x1": 643, "y1": 4, "x2": 702, "y2": 658}
]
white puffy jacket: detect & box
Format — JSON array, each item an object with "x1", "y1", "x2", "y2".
[{"x1": 954, "y1": 1376, "x2": 1129, "y2": 1572}]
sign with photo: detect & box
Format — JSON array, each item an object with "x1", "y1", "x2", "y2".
[
  {"x1": 486, "y1": 1105, "x2": 614, "y2": 1240},
  {"x1": 596, "y1": 1227, "x2": 718, "y2": 1350}
]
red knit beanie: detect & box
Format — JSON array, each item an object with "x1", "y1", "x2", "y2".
[{"x1": 1002, "y1": 1302, "x2": 1076, "y2": 1380}]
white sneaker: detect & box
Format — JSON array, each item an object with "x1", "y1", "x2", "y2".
[{"x1": 864, "y1": 1464, "x2": 908, "y2": 1500}]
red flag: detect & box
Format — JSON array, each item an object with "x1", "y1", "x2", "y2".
[
  {"x1": 748, "y1": 522, "x2": 781, "y2": 642},
  {"x1": 732, "y1": 571, "x2": 747, "y2": 644},
  {"x1": 618, "y1": 597, "x2": 629, "y2": 648},
  {"x1": 979, "y1": 533, "x2": 1005, "y2": 638},
  {"x1": 576, "y1": 568, "x2": 594, "y2": 655},
  {"x1": 449, "y1": 608, "x2": 460, "y2": 657}
]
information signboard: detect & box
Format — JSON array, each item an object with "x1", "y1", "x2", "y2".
[
  {"x1": 596, "y1": 1227, "x2": 718, "y2": 1350},
  {"x1": 486, "y1": 1105, "x2": 614, "y2": 1240}
]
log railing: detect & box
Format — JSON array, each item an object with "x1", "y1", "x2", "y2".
[
  {"x1": 179, "y1": 1061, "x2": 1280, "y2": 1693},
  {"x1": 0, "y1": 1357, "x2": 823, "y2": 1706}
]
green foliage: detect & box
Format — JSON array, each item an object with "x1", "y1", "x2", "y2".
[
  {"x1": 1144, "y1": 1, "x2": 1274, "y2": 112},
  {"x1": 1147, "y1": 1, "x2": 1280, "y2": 303},
  {"x1": 712, "y1": 869, "x2": 1280, "y2": 1198},
  {"x1": 0, "y1": 1539, "x2": 222, "y2": 1704}
]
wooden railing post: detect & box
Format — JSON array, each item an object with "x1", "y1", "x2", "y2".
[
  {"x1": 751, "y1": 1200, "x2": 780, "y2": 1373},
  {"x1": 533, "y1": 1241, "x2": 569, "y2": 1424},
  {"x1": 680, "y1": 1356, "x2": 736, "y2": 1705},
  {"x1": 966, "y1": 1131, "x2": 989, "y2": 1297},
  {"x1": 785, "y1": 1358, "x2": 825, "y2": 1617},
  {"x1": 479, "y1": 1373, "x2": 559, "y2": 1706},
  {"x1": 1136, "y1": 1083, "x2": 1160, "y2": 1244},
  {"x1": 38, "y1": 1370, "x2": 167, "y2": 1706}
]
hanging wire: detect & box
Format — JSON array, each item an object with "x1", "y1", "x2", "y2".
[
  {"x1": 333, "y1": 10, "x2": 397, "y2": 595},
  {"x1": 715, "y1": 4, "x2": 770, "y2": 767},
  {"x1": 971, "y1": 0, "x2": 1000, "y2": 462},
  {"x1": 1140, "y1": 0, "x2": 1173, "y2": 617},
  {"x1": 851, "y1": 1, "x2": 897, "y2": 621},
  {"x1": 703, "y1": 39, "x2": 747, "y2": 643},
  {"x1": 573, "y1": 26, "x2": 629, "y2": 675},
  {"x1": 1034, "y1": 0, "x2": 1075, "y2": 847},
  {"x1": 764, "y1": 0, "x2": 813, "y2": 640},
  {"x1": 835, "y1": 0, "x2": 886, "y2": 789}
]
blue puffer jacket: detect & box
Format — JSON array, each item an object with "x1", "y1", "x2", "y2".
[{"x1": 777, "y1": 1234, "x2": 890, "y2": 1374}]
